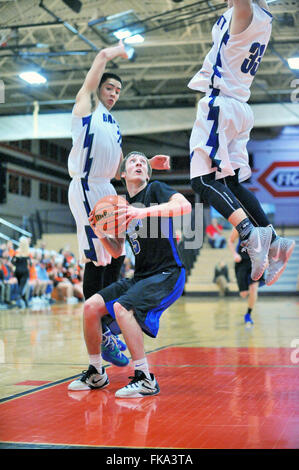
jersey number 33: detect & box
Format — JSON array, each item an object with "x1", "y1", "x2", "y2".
[{"x1": 241, "y1": 42, "x2": 266, "y2": 76}]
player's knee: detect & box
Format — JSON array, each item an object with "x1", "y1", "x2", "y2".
[
  {"x1": 191, "y1": 173, "x2": 215, "y2": 202},
  {"x1": 84, "y1": 294, "x2": 105, "y2": 319},
  {"x1": 224, "y1": 172, "x2": 240, "y2": 191},
  {"x1": 240, "y1": 290, "x2": 248, "y2": 298},
  {"x1": 114, "y1": 302, "x2": 129, "y2": 321}
]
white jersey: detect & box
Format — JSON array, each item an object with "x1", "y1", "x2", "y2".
[
  {"x1": 188, "y1": 4, "x2": 273, "y2": 102},
  {"x1": 68, "y1": 101, "x2": 121, "y2": 179},
  {"x1": 68, "y1": 102, "x2": 123, "y2": 266}
]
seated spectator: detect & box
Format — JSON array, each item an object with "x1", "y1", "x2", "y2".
[
  {"x1": 67, "y1": 263, "x2": 84, "y2": 301},
  {"x1": 0, "y1": 253, "x2": 19, "y2": 305},
  {"x1": 0, "y1": 257, "x2": 7, "y2": 308},
  {"x1": 50, "y1": 262, "x2": 76, "y2": 303},
  {"x1": 6, "y1": 240, "x2": 16, "y2": 260},
  {"x1": 206, "y1": 218, "x2": 226, "y2": 248},
  {"x1": 213, "y1": 260, "x2": 230, "y2": 297},
  {"x1": 61, "y1": 246, "x2": 76, "y2": 270},
  {"x1": 121, "y1": 257, "x2": 134, "y2": 279},
  {"x1": 35, "y1": 258, "x2": 54, "y2": 303},
  {"x1": 28, "y1": 258, "x2": 40, "y2": 299}
]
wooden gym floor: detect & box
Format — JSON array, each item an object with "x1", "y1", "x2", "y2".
[{"x1": 0, "y1": 295, "x2": 299, "y2": 450}]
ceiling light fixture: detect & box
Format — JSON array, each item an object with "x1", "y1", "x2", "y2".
[
  {"x1": 288, "y1": 57, "x2": 299, "y2": 70},
  {"x1": 113, "y1": 29, "x2": 131, "y2": 40},
  {"x1": 19, "y1": 71, "x2": 47, "y2": 85},
  {"x1": 124, "y1": 34, "x2": 144, "y2": 44}
]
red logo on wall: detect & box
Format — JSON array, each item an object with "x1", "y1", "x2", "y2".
[{"x1": 257, "y1": 161, "x2": 299, "y2": 197}]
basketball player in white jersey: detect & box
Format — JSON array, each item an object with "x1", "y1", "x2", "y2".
[
  {"x1": 189, "y1": 0, "x2": 295, "y2": 285},
  {"x1": 68, "y1": 40, "x2": 170, "y2": 367}
]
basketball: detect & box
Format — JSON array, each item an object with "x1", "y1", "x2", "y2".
[{"x1": 92, "y1": 195, "x2": 129, "y2": 238}]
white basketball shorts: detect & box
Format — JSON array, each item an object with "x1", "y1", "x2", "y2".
[
  {"x1": 190, "y1": 92, "x2": 254, "y2": 183},
  {"x1": 68, "y1": 176, "x2": 117, "y2": 267}
]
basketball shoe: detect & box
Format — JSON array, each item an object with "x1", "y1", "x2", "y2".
[
  {"x1": 241, "y1": 226, "x2": 272, "y2": 281},
  {"x1": 115, "y1": 335, "x2": 127, "y2": 351},
  {"x1": 115, "y1": 370, "x2": 160, "y2": 398},
  {"x1": 101, "y1": 333, "x2": 129, "y2": 367},
  {"x1": 265, "y1": 237, "x2": 295, "y2": 286},
  {"x1": 68, "y1": 365, "x2": 109, "y2": 391},
  {"x1": 244, "y1": 312, "x2": 254, "y2": 326}
]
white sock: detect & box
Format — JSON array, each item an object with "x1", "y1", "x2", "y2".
[
  {"x1": 133, "y1": 358, "x2": 151, "y2": 380},
  {"x1": 89, "y1": 354, "x2": 102, "y2": 373}
]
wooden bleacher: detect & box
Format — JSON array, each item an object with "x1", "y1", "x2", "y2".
[{"x1": 184, "y1": 230, "x2": 239, "y2": 295}]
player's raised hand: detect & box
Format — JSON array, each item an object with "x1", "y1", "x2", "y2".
[{"x1": 150, "y1": 155, "x2": 171, "y2": 170}]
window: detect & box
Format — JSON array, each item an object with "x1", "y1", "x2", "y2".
[
  {"x1": 40, "y1": 140, "x2": 48, "y2": 156},
  {"x1": 40, "y1": 182, "x2": 49, "y2": 200},
  {"x1": 21, "y1": 140, "x2": 31, "y2": 152},
  {"x1": 60, "y1": 187, "x2": 68, "y2": 205},
  {"x1": 50, "y1": 143, "x2": 58, "y2": 161},
  {"x1": 8, "y1": 174, "x2": 19, "y2": 194},
  {"x1": 50, "y1": 184, "x2": 58, "y2": 202},
  {"x1": 21, "y1": 177, "x2": 31, "y2": 197}
]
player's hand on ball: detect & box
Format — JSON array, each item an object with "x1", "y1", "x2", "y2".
[{"x1": 91, "y1": 195, "x2": 129, "y2": 239}]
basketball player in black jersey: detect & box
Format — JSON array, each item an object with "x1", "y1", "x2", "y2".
[{"x1": 68, "y1": 151, "x2": 191, "y2": 397}]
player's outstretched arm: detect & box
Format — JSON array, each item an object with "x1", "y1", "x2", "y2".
[
  {"x1": 123, "y1": 193, "x2": 192, "y2": 224},
  {"x1": 73, "y1": 41, "x2": 128, "y2": 117},
  {"x1": 230, "y1": 0, "x2": 253, "y2": 34}
]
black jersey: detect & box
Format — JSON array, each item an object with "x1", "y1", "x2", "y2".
[
  {"x1": 126, "y1": 181, "x2": 183, "y2": 279},
  {"x1": 12, "y1": 256, "x2": 29, "y2": 275}
]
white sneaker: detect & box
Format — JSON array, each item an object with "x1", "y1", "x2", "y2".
[
  {"x1": 265, "y1": 237, "x2": 295, "y2": 286},
  {"x1": 68, "y1": 365, "x2": 109, "y2": 391},
  {"x1": 241, "y1": 226, "x2": 272, "y2": 281},
  {"x1": 115, "y1": 370, "x2": 160, "y2": 398}
]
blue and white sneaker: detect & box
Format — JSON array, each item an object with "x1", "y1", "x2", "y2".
[
  {"x1": 244, "y1": 312, "x2": 254, "y2": 327},
  {"x1": 115, "y1": 335, "x2": 127, "y2": 351},
  {"x1": 101, "y1": 335, "x2": 129, "y2": 367}
]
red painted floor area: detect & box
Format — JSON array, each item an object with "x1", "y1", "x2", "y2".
[{"x1": 0, "y1": 347, "x2": 298, "y2": 449}]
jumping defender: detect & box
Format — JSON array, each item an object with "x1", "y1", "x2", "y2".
[{"x1": 188, "y1": 0, "x2": 295, "y2": 285}]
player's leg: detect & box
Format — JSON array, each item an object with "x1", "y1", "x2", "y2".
[
  {"x1": 244, "y1": 281, "x2": 258, "y2": 326},
  {"x1": 68, "y1": 293, "x2": 109, "y2": 391},
  {"x1": 191, "y1": 97, "x2": 272, "y2": 281},
  {"x1": 192, "y1": 173, "x2": 272, "y2": 280},
  {"x1": 111, "y1": 268, "x2": 185, "y2": 398},
  {"x1": 113, "y1": 301, "x2": 160, "y2": 398},
  {"x1": 102, "y1": 255, "x2": 127, "y2": 351},
  {"x1": 225, "y1": 174, "x2": 295, "y2": 285},
  {"x1": 83, "y1": 260, "x2": 128, "y2": 366}
]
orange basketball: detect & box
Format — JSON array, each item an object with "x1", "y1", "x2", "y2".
[{"x1": 92, "y1": 195, "x2": 129, "y2": 238}]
